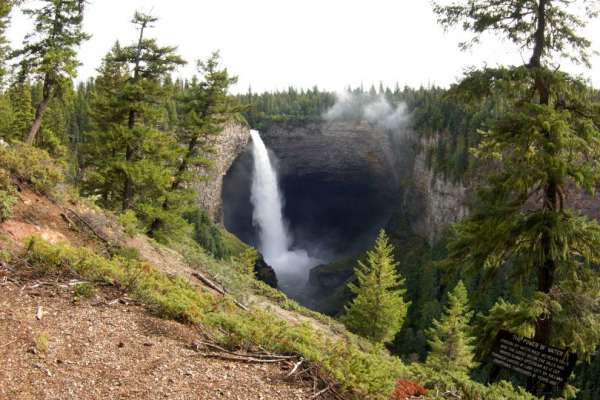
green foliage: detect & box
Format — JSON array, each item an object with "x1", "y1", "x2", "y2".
[
  {"x1": 342, "y1": 230, "x2": 410, "y2": 343},
  {"x1": 0, "y1": 168, "x2": 15, "y2": 221},
  {"x1": 434, "y1": 1, "x2": 600, "y2": 396},
  {"x1": 426, "y1": 281, "x2": 478, "y2": 377},
  {"x1": 410, "y1": 364, "x2": 537, "y2": 400},
  {"x1": 186, "y1": 209, "x2": 246, "y2": 259},
  {"x1": 23, "y1": 236, "x2": 409, "y2": 399},
  {"x1": 433, "y1": 0, "x2": 598, "y2": 67},
  {"x1": 74, "y1": 282, "x2": 96, "y2": 298},
  {"x1": 0, "y1": 189, "x2": 15, "y2": 221},
  {"x1": 11, "y1": 0, "x2": 90, "y2": 144},
  {"x1": 118, "y1": 210, "x2": 140, "y2": 236},
  {"x1": 0, "y1": 142, "x2": 63, "y2": 194}
]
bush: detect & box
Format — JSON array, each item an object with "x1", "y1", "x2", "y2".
[
  {"x1": 118, "y1": 210, "x2": 140, "y2": 236},
  {"x1": 0, "y1": 142, "x2": 63, "y2": 194},
  {"x1": 0, "y1": 169, "x2": 16, "y2": 222},
  {"x1": 74, "y1": 282, "x2": 96, "y2": 298},
  {"x1": 0, "y1": 190, "x2": 16, "y2": 221}
]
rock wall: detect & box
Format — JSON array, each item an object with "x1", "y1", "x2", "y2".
[
  {"x1": 260, "y1": 120, "x2": 402, "y2": 190},
  {"x1": 406, "y1": 136, "x2": 469, "y2": 244},
  {"x1": 195, "y1": 122, "x2": 251, "y2": 219}
]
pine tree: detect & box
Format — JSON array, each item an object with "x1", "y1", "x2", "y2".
[
  {"x1": 8, "y1": 83, "x2": 34, "y2": 141},
  {"x1": 433, "y1": 0, "x2": 600, "y2": 394},
  {"x1": 341, "y1": 230, "x2": 409, "y2": 343},
  {"x1": 425, "y1": 281, "x2": 477, "y2": 377},
  {"x1": 11, "y1": 0, "x2": 89, "y2": 144},
  {"x1": 109, "y1": 12, "x2": 185, "y2": 211},
  {"x1": 147, "y1": 52, "x2": 240, "y2": 237},
  {"x1": 0, "y1": 0, "x2": 14, "y2": 84}
]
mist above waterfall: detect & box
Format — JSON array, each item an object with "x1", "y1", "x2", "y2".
[
  {"x1": 324, "y1": 91, "x2": 410, "y2": 130},
  {"x1": 249, "y1": 130, "x2": 318, "y2": 293}
]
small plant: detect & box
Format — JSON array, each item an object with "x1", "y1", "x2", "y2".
[
  {"x1": 74, "y1": 282, "x2": 96, "y2": 298},
  {"x1": 111, "y1": 245, "x2": 140, "y2": 261},
  {"x1": 34, "y1": 332, "x2": 49, "y2": 353},
  {"x1": 0, "y1": 190, "x2": 16, "y2": 222},
  {"x1": 118, "y1": 210, "x2": 140, "y2": 236},
  {"x1": 0, "y1": 169, "x2": 16, "y2": 222}
]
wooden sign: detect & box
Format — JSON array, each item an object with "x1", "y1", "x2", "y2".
[{"x1": 490, "y1": 330, "x2": 577, "y2": 388}]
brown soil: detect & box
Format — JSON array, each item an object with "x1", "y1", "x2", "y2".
[
  {"x1": 0, "y1": 187, "x2": 344, "y2": 400},
  {"x1": 0, "y1": 271, "x2": 330, "y2": 400}
]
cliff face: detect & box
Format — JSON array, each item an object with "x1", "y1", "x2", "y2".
[
  {"x1": 260, "y1": 120, "x2": 402, "y2": 190},
  {"x1": 407, "y1": 137, "x2": 469, "y2": 244},
  {"x1": 195, "y1": 122, "x2": 251, "y2": 220}
]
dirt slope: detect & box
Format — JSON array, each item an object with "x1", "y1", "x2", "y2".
[{"x1": 0, "y1": 187, "x2": 339, "y2": 400}]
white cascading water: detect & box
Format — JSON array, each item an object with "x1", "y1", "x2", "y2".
[{"x1": 249, "y1": 130, "x2": 316, "y2": 290}]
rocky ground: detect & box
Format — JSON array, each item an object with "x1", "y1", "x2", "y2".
[
  {"x1": 0, "y1": 187, "x2": 341, "y2": 400},
  {"x1": 0, "y1": 270, "x2": 332, "y2": 400}
]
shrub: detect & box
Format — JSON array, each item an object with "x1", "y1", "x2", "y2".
[
  {"x1": 74, "y1": 282, "x2": 96, "y2": 298},
  {"x1": 118, "y1": 210, "x2": 140, "y2": 236},
  {"x1": 0, "y1": 190, "x2": 15, "y2": 222},
  {"x1": 0, "y1": 169, "x2": 16, "y2": 222},
  {"x1": 0, "y1": 143, "x2": 63, "y2": 194}
]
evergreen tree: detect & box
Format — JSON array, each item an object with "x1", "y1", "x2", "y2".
[
  {"x1": 7, "y1": 83, "x2": 34, "y2": 141},
  {"x1": 109, "y1": 12, "x2": 185, "y2": 211},
  {"x1": 11, "y1": 0, "x2": 89, "y2": 144},
  {"x1": 434, "y1": 0, "x2": 600, "y2": 395},
  {"x1": 147, "y1": 52, "x2": 240, "y2": 237},
  {"x1": 426, "y1": 281, "x2": 477, "y2": 377},
  {"x1": 341, "y1": 230, "x2": 409, "y2": 343},
  {"x1": 0, "y1": 0, "x2": 15, "y2": 84}
]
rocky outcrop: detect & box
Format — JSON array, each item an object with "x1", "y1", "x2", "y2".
[
  {"x1": 195, "y1": 122, "x2": 251, "y2": 220},
  {"x1": 406, "y1": 137, "x2": 469, "y2": 245},
  {"x1": 254, "y1": 253, "x2": 278, "y2": 288}
]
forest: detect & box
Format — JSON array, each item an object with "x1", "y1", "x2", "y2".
[{"x1": 1, "y1": 1, "x2": 600, "y2": 400}]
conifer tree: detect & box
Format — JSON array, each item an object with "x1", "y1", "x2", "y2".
[
  {"x1": 109, "y1": 12, "x2": 185, "y2": 211},
  {"x1": 433, "y1": 0, "x2": 600, "y2": 394},
  {"x1": 147, "y1": 52, "x2": 240, "y2": 237},
  {"x1": 0, "y1": 0, "x2": 15, "y2": 84},
  {"x1": 8, "y1": 83, "x2": 34, "y2": 141},
  {"x1": 341, "y1": 230, "x2": 409, "y2": 343},
  {"x1": 426, "y1": 281, "x2": 477, "y2": 377},
  {"x1": 11, "y1": 0, "x2": 89, "y2": 144}
]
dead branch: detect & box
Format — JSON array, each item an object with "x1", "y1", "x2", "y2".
[
  {"x1": 286, "y1": 358, "x2": 304, "y2": 377},
  {"x1": 191, "y1": 271, "x2": 248, "y2": 311},
  {"x1": 64, "y1": 208, "x2": 111, "y2": 245},
  {"x1": 310, "y1": 384, "x2": 333, "y2": 399},
  {"x1": 196, "y1": 351, "x2": 291, "y2": 364}
]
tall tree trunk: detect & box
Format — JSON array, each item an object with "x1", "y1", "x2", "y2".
[
  {"x1": 25, "y1": 74, "x2": 52, "y2": 145},
  {"x1": 529, "y1": 0, "x2": 548, "y2": 68},
  {"x1": 121, "y1": 19, "x2": 147, "y2": 211}
]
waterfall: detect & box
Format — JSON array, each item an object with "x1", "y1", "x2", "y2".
[{"x1": 249, "y1": 130, "x2": 316, "y2": 289}]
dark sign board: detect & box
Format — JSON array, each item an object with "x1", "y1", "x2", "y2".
[{"x1": 490, "y1": 330, "x2": 577, "y2": 388}]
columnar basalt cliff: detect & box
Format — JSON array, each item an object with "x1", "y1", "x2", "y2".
[
  {"x1": 195, "y1": 122, "x2": 251, "y2": 219},
  {"x1": 407, "y1": 137, "x2": 469, "y2": 245}
]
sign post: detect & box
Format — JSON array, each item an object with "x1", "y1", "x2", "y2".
[{"x1": 489, "y1": 330, "x2": 577, "y2": 390}]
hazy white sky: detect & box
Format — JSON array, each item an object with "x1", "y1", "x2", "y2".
[{"x1": 7, "y1": 1, "x2": 600, "y2": 93}]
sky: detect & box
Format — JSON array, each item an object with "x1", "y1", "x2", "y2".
[{"x1": 6, "y1": 0, "x2": 600, "y2": 94}]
